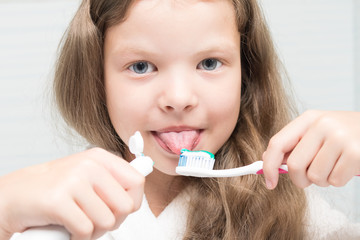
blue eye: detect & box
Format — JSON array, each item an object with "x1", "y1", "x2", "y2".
[
  {"x1": 129, "y1": 61, "x2": 156, "y2": 74},
  {"x1": 198, "y1": 58, "x2": 222, "y2": 71}
]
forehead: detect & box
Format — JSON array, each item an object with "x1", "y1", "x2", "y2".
[
  {"x1": 105, "y1": 0, "x2": 239, "y2": 55},
  {"x1": 127, "y1": 0, "x2": 236, "y2": 25}
]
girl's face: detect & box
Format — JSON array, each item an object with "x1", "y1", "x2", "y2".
[{"x1": 104, "y1": 0, "x2": 241, "y2": 175}]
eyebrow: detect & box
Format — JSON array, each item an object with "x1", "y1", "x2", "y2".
[
  {"x1": 195, "y1": 43, "x2": 239, "y2": 56},
  {"x1": 110, "y1": 46, "x2": 158, "y2": 60},
  {"x1": 114, "y1": 43, "x2": 238, "y2": 56}
]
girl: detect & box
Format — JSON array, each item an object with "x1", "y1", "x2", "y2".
[{"x1": 1, "y1": 0, "x2": 360, "y2": 239}]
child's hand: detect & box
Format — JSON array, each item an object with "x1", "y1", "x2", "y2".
[
  {"x1": 262, "y1": 110, "x2": 360, "y2": 190},
  {"x1": 0, "y1": 148, "x2": 145, "y2": 240}
]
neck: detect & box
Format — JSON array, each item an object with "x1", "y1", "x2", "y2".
[{"x1": 144, "y1": 168, "x2": 187, "y2": 217}]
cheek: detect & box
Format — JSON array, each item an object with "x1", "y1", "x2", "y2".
[
  {"x1": 105, "y1": 83, "x2": 146, "y2": 142},
  {"x1": 210, "y1": 76, "x2": 241, "y2": 124},
  {"x1": 210, "y1": 92, "x2": 240, "y2": 130},
  {"x1": 206, "y1": 82, "x2": 241, "y2": 152}
]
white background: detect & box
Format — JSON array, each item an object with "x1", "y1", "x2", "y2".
[{"x1": 0, "y1": 0, "x2": 359, "y2": 221}]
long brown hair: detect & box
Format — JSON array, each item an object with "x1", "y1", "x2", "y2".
[{"x1": 54, "y1": 0, "x2": 306, "y2": 239}]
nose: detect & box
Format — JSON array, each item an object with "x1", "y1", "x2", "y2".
[{"x1": 158, "y1": 71, "x2": 199, "y2": 113}]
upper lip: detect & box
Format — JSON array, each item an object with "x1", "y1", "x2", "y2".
[{"x1": 152, "y1": 126, "x2": 202, "y2": 133}]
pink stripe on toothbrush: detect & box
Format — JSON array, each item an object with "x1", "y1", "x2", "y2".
[
  {"x1": 256, "y1": 168, "x2": 288, "y2": 175},
  {"x1": 256, "y1": 169, "x2": 359, "y2": 176}
]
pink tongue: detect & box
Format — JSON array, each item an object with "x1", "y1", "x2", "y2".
[{"x1": 157, "y1": 130, "x2": 199, "y2": 154}]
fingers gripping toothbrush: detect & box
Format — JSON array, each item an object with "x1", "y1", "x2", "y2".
[{"x1": 14, "y1": 131, "x2": 153, "y2": 240}]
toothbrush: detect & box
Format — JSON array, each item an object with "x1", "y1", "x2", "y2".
[
  {"x1": 176, "y1": 149, "x2": 360, "y2": 178},
  {"x1": 176, "y1": 148, "x2": 288, "y2": 178},
  {"x1": 14, "y1": 131, "x2": 153, "y2": 240}
]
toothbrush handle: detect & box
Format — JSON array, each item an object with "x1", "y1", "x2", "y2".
[
  {"x1": 255, "y1": 164, "x2": 288, "y2": 175},
  {"x1": 11, "y1": 225, "x2": 69, "y2": 240},
  {"x1": 257, "y1": 165, "x2": 360, "y2": 177}
]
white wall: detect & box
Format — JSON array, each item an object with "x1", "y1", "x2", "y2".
[
  {"x1": 261, "y1": 0, "x2": 356, "y2": 112},
  {"x1": 0, "y1": 0, "x2": 359, "y2": 222},
  {"x1": 0, "y1": 0, "x2": 80, "y2": 175},
  {"x1": 356, "y1": 0, "x2": 360, "y2": 111}
]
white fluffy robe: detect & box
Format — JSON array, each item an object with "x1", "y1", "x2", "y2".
[
  {"x1": 100, "y1": 190, "x2": 189, "y2": 240},
  {"x1": 100, "y1": 187, "x2": 360, "y2": 240}
]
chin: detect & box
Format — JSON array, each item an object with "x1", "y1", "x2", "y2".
[
  {"x1": 153, "y1": 160, "x2": 179, "y2": 176},
  {"x1": 157, "y1": 168, "x2": 178, "y2": 176}
]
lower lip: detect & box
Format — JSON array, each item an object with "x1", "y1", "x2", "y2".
[{"x1": 151, "y1": 130, "x2": 202, "y2": 155}]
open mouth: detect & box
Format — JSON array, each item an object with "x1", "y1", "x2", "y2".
[{"x1": 151, "y1": 129, "x2": 202, "y2": 155}]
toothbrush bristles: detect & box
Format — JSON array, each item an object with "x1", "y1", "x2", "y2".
[{"x1": 178, "y1": 149, "x2": 215, "y2": 170}]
